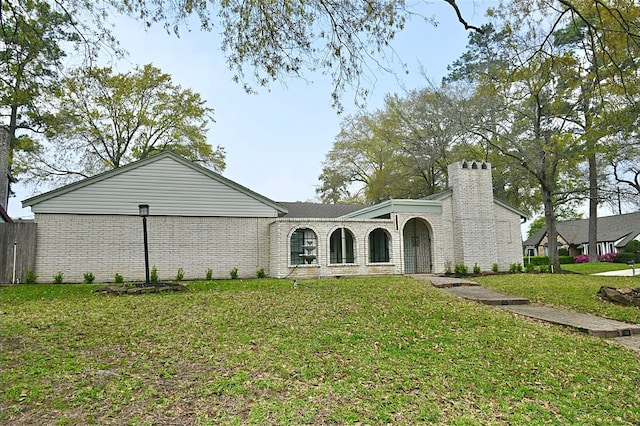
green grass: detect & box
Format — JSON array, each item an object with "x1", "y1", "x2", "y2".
[
  {"x1": 560, "y1": 262, "x2": 632, "y2": 274},
  {"x1": 2, "y1": 277, "x2": 639, "y2": 425},
  {"x1": 474, "y1": 274, "x2": 640, "y2": 323}
]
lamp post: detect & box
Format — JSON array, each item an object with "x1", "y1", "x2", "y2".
[{"x1": 138, "y1": 204, "x2": 150, "y2": 285}]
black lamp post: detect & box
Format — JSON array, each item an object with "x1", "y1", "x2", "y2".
[{"x1": 138, "y1": 204, "x2": 150, "y2": 285}]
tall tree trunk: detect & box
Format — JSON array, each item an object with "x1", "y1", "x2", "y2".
[
  {"x1": 543, "y1": 187, "x2": 561, "y2": 273},
  {"x1": 588, "y1": 152, "x2": 599, "y2": 261}
]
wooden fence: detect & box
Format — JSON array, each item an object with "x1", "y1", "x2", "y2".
[{"x1": 0, "y1": 222, "x2": 37, "y2": 284}]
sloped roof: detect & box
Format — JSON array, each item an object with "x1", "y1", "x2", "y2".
[
  {"x1": 422, "y1": 189, "x2": 528, "y2": 220},
  {"x1": 523, "y1": 211, "x2": 640, "y2": 247},
  {"x1": 23, "y1": 152, "x2": 288, "y2": 216},
  {"x1": 278, "y1": 202, "x2": 365, "y2": 218}
]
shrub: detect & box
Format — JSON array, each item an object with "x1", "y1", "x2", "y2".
[
  {"x1": 444, "y1": 260, "x2": 453, "y2": 274},
  {"x1": 114, "y1": 273, "x2": 124, "y2": 284},
  {"x1": 509, "y1": 263, "x2": 523, "y2": 274},
  {"x1": 624, "y1": 239, "x2": 640, "y2": 254},
  {"x1": 53, "y1": 271, "x2": 64, "y2": 284},
  {"x1": 206, "y1": 268, "x2": 213, "y2": 281},
  {"x1": 150, "y1": 266, "x2": 158, "y2": 283},
  {"x1": 176, "y1": 267, "x2": 184, "y2": 281},
  {"x1": 574, "y1": 255, "x2": 589, "y2": 264},
  {"x1": 25, "y1": 270, "x2": 38, "y2": 284},
  {"x1": 491, "y1": 263, "x2": 499, "y2": 273},
  {"x1": 525, "y1": 263, "x2": 536, "y2": 274},
  {"x1": 256, "y1": 267, "x2": 266, "y2": 279},
  {"x1": 558, "y1": 247, "x2": 569, "y2": 256},
  {"x1": 538, "y1": 265, "x2": 550, "y2": 273},
  {"x1": 230, "y1": 267, "x2": 238, "y2": 279},
  {"x1": 473, "y1": 263, "x2": 481, "y2": 274},
  {"x1": 598, "y1": 252, "x2": 617, "y2": 263},
  {"x1": 615, "y1": 252, "x2": 638, "y2": 264},
  {"x1": 83, "y1": 272, "x2": 95, "y2": 284},
  {"x1": 559, "y1": 256, "x2": 575, "y2": 264},
  {"x1": 525, "y1": 256, "x2": 550, "y2": 266},
  {"x1": 454, "y1": 264, "x2": 468, "y2": 276}
]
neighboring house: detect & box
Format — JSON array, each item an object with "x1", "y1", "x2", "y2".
[
  {"x1": 0, "y1": 128, "x2": 14, "y2": 223},
  {"x1": 22, "y1": 153, "x2": 526, "y2": 282},
  {"x1": 523, "y1": 212, "x2": 640, "y2": 258}
]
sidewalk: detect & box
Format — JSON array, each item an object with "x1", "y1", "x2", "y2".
[
  {"x1": 415, "y1": 275, "x2": 640, "y2": 353},
  {"x1": 593, "y1": 267, "x2": 640, "y2": 277}
]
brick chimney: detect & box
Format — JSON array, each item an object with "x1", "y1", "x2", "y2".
[{"x1": 448, "y1": 160, "x2": 498, "y2": 270}]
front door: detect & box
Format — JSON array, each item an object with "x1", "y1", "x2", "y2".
[{"x1": 403, "y1": 218, "x2": 432, "y2": 274}]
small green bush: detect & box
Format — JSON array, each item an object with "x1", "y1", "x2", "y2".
[
  {"x1": 230, "y1": 267, "x2": 238, "y2": 279},
  {"x1": 25, "y1": 270, "x2": 38, "y2": 284},
  {"x1": 473, "y1": 263, "x2": 481, "y2": 274},
  {"x1": 454, "y1": 264, "x2": 468, "y2": 276},
  {"x1": 256, "y1": 267, "x2": 266, "y2": 279},
  {"x1": 615, "y1": 252, "x2": 639, "y2": 264},
  {"x1": 176, "y1": 268, "x2": 184, "y2": 281},
  {"x1": 525, "y1": 256, "x2": 550, "y2": 266},
  {"x1": 114, "y1": 273, "x2": 124, "y2": 284},
  {"x1": 509, "y1": 263, "x2": 523, "y2": 274},
  {"x1": 206, "y1": 268, "x2": 213, "y2": 281},
  {"x1": 83, "y1": 272, "x2": 95, "y2": 284},
  {"x1": 53, "y1": 271, "x2": 64, "y2": 284},
  {"x1": 558, "y1": 248, "x2": 569, "y2": 256},
  {"x1": 150, "y1": 266, "x2": 158, "y2": 283},
  {"x1": 559, "y1": 256, "x2": 575, "y2": 264},
  {"x1": 491, "y1": 263, "x2": 499, "y2": 273},
  {"x1": 525, "y1": 263, "x2": 536, "y2": 274},
  {"x1": 538, "y1": 264, "x2": 550, "y2": 273},
  {"x1": 444, "y1": 260, "x2": 453, "y2": 274}
]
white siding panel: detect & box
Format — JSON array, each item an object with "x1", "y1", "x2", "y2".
[{"x1": 31, "y1": 157, "x2": 279, "y2": 217}]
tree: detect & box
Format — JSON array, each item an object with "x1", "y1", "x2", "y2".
[
  {"x1": 18, "y1": 64, "x2": 225, "y2": 186},
  {"x1": 317, "y1": 85, "x2": 463, "y2": 204},
  {"x1": 0, "y1": 0, "x2": 79, "y2": 172}
]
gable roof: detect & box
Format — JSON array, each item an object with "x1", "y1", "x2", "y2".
[
  {"x1": 23, "y1": 152, "x2": 288, "y2": 217},
  {"x1": 523, "y1": 211, "x2": 640, "y2": 248}
]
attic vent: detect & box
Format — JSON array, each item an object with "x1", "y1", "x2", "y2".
[
  {"x1": 481, "y1": 162, "x2": 488, "y2": 170},
  {"x1": 462, "y1": 161, "x2": 468, "y2": 169},
  {"x1": 471, "y1": 161, "x2": 478, "y2": 169}
]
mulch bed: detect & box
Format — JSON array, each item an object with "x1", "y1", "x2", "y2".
[{"x1": 95, "y1": 282, "x2": 187, "y2": 295}]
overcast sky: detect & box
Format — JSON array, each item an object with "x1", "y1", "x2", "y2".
[{"x1": 9, "y1": 1, "x2": 496, "y2": 218}]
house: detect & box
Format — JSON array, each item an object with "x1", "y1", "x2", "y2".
[
  {"x1": 523, "y1": 212, "x2": 640, "y2": 258},
  {"x1": 22, "y1": 153, "x2": 526, "y2": 282},
  {"x1": 0, "y1": 128, "x2": 15, "y2": 223}
]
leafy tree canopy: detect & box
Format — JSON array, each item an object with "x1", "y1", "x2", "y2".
[{"x1": 17, "y1": 64, "x2": 224, "y2": 187}]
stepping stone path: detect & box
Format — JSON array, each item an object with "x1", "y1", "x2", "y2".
[{"x1": 416, "y1": 275, "x2": 640, "y2": 353}]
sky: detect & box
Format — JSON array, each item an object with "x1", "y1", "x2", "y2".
[{"x1": 8, "y1": 1, "x2": 497, "y2": 218}]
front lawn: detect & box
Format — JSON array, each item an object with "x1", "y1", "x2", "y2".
[
  {"x1": 1, "y1": 277, "x2": 639, "y2": 425},
  {"x1": 560, "y1": 262, "x2": 632, "y2": 274},
  {"x1": 474, "y1": 274, "x2": 639, "y2": 323}
]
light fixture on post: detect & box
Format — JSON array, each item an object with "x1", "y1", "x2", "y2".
[{"x1": 138, "y1": 204, "x2": 150, "y2": 285}]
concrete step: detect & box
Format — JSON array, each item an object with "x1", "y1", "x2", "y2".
[
  {"x1": 442, "y1": 285, "x2": 530, "y2": 305},
  {"x1": 419, "y1": 275, "x2": 481, "y2": 288},
  {"x1": 500, "y1": 305, "x2": 640, "y2": 338}
]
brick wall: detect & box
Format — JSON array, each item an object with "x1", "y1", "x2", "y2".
[
  {"x1": 269, "y1": 217, "x2": 403, "y2": 278},
  {"x1": 34, "y1": 213, "x2": 272, "y2": 282}
]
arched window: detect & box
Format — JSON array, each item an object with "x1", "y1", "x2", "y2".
[
  {"x1": 369, "y1": 228, "x2": 390, "y2": 263},
  {"x1": 290, "y1": 228, "x2": 317, "y2": 265},
  {"x1": 329, "y1": 228, "x2": 355, "y2": 264}
]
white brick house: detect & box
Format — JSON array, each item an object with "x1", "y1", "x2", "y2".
[{"x1": 23, "y1": 153, "x2": 526, "y2": 282}]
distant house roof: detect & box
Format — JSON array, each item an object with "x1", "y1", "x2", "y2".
[
  {"x1": 278, "y1": 202, "x2": 365, "y2": 218},
  {"x1": 523, "y1": 212, "x2": 640, "y2": 248}
]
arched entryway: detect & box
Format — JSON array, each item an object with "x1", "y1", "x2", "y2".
[{"x1": 403, "y1": 218, "x2": 432, "y2": 274}]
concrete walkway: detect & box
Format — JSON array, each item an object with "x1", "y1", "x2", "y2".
[{"x1": 413, "y1": 274, "x2": 640, "y2": 353}]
